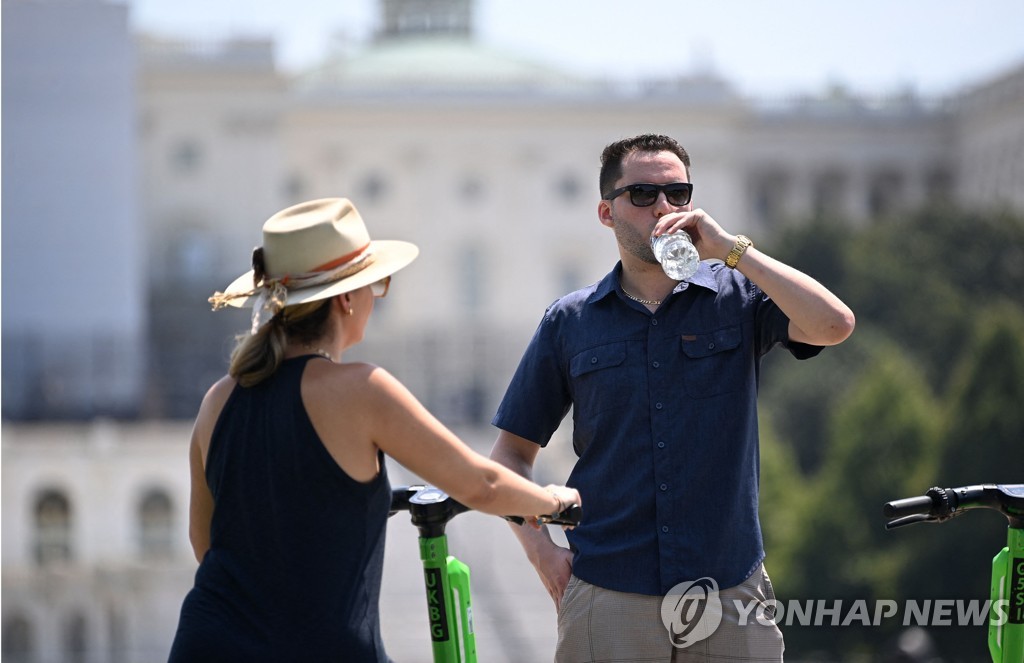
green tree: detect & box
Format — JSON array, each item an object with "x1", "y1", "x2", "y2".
[
  {"x1": 756, "y1": 207, "x2": 1024, "y2": 659},
  {"x1": 760, "y1": 328, "x2": 879, "y2": 475},
  {"x1": 768, "y1": 207, "x2": 1024, "y2": 394},
  {"x1": 939, "y1": 300, "x2": 1024, "y2": 485},
  {"x1": 773, "y1": 344, "x2": 942, "y2": 659},
  {"x1": 917, "y1": 302, "x2": 1024, "y2": 599},
  {"x1": 824, "y1": 346, "x2": 942, "y2": 597},
  {"x1": 757, "y1": 419, "x2": 809, "y2": 585},
  {"x1": 842, "y1": 207, "x2": 1024, "y2": 391},
  {"x1": 887, "y1": 302, "x2": 1024, "y2": 659}
]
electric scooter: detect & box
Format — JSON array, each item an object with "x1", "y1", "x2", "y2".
[
  {"x1": 884, "y1": 484, "x2": 1024, "y2": 662},
  {"x1": 389, "y1": 485, "x2": 582, "y2": 663}
]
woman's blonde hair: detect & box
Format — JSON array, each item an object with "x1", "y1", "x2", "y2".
[{"x1": 229, "y1": 298, "x2": 333, "y2": 387}]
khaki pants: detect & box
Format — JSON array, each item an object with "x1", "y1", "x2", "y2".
[{"x1": 555, "y1": 563, "x2": 784, "y2": 662}]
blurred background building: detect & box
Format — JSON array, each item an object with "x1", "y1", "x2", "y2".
[{"x1": 3, "y1": 0, "x2": 1023, "y2": 660}]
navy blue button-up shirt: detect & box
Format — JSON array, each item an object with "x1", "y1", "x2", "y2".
[{"x1": 493, "y1": 262, "x2": 821, "y2": 595}]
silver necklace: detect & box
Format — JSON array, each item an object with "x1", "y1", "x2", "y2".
[
  {"x1": 621, "y1": 288, "x2": 661, "y2": 306},
  {"x1": 303, "y1": 345, "x2": 334, "y2": 361}
]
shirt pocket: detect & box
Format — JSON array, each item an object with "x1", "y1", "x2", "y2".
[
  {"x1": 679, "y1": 325, "x2": 744, "y2": 398},
  {"x1": 569, "y1": 341, "x2": 628, "y2": 416}
]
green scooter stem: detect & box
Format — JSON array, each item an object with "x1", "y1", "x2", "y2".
[
  {"x1": 989, "y1": 527, "x2": 1024, "y2": 663},
  {"x1": 448, "y1": 554, "x2": 475, "y2": 661},
  {"x1": 391, "y1": 485, "x2": 581, "y2": 662},
  {"x1": 419, "y1": 533, "x2": 476, "y2": 662}
]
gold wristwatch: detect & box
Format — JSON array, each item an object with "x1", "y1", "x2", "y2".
[{"x1": 725, "y1": 235, "x2": 753, "y2": 269}]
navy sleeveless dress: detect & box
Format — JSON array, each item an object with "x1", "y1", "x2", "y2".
[{"x1": 169, "y1": 356, "x2": 392, "y2": 662}]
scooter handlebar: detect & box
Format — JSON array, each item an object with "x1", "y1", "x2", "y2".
[
  {"x1": 883, "y1": 484, "x2": 1024, "y2": 529},
  {"x1": 883, "y1": 495, "x2": 935, "y2": 520},
  {"x1": 390, "y1": 485, "x2": 583, "y2": 531},
  {"x1": 505, "y1": 503, "x2": 583, "y2": 528}
]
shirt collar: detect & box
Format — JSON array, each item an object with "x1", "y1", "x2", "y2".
[{"x1": 590, "y1": 262, "x2": 721, "y2": 304}]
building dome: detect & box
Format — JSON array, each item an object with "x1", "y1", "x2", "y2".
[
  {"x1": 296, "y1": 0, "x2": 596, "y2": 98},
  {"x1": 298, "y1": 36, "x2": 594, "y2": 97}
]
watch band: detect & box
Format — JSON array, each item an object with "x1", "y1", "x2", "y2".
[{"x1": 725, "y1": 235, "x2": 753, "y2": 269}]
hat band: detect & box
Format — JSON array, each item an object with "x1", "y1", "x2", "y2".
[
  {"x1": 208, "y1": 243, "x2": 376, "y2": 334},
  {"x1": 304, "y1": 243, "x2": 372, "y2": 275}
]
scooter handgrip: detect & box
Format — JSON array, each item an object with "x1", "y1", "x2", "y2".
[
  {"x1": 549, "y1": 504, "x2": 582, "y2": 527},
  {"x1": 883, "y1": 495, "x2": 934, "y2": 519}
]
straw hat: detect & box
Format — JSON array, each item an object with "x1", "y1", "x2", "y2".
[{"x1": 209, "y1": 198, "x2": 418, "y2": 332}]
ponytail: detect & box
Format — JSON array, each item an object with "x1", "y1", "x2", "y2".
[{"x1": 229, "y1": 298, "x2": 333, "y2": 387}]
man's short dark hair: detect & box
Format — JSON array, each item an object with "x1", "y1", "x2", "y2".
[{"x1": 599, "y1": 134, "x2": 691, "y2": 197}]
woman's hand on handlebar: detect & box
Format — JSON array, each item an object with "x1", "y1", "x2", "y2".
[{"x1": 534, "y1": 484, "x2": 581, "y2": 530}]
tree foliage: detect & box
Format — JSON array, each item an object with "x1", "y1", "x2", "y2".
[{"x1": 756, "y1": 207, "x2": 1024, "y2": 660}]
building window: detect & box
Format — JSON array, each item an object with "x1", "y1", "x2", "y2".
[
  {"x1": 34, "y1": 489, "x2": 72, "y2": 565},
  {"x1": 555, "y1": 172, "x2": 583, "y2": 204},
  {"x1": 924, "y1": 167, "x2": 954, "y2": 204},
  {"x1": 139, "y1": 488, "x2": 175, "y2": 560},
  {"x1": 360, "y1": 172, "x2": 387, "y2": 204},
  {"x1": 750, "y1": 171, "x2": 791, "y2": 227},
  {"x1": 64, "y1": 612, "x2": 87, "y2": 663},
  {"x1": 559, "y1": 263, "x2": 584, "y2": 297},
  {"x1": 173, "y1": 228, "x2": 216, "y2": 282},
  {"x1": 458, "y1": 175, "x2": 484, "y2": 203},
  {"x1": 2, "y1": 614, "x2": 34, "y2": 663},
  {"x1": 812, "y1": 170, "x2": 847, "y2": 218},
  {"x1": 458, "y1": 245, "x2": 483, "y2": 314},
  {"x1": 868, "y1": 170, "x2": 905, "y2": 217},
  {"x1": 283, "y1": 173, "x2": 307, "y2": 202},
  {"x1": 170, "y1": 139, "x2": 202, "y2": 175}
]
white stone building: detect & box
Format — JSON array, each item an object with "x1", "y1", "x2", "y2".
[
  {"x1": 134, "y1": 17, "x2": 1024, "y2": 424},
  {"x1": 2, "y1": 422, "x2": 194, "y2": 662},
  {"x1": 4, "y1": 0, "x2": 1022, "y2": 424},
  {"x1": 2, "y1": 0, "x2": 1022, "y2": 660}
]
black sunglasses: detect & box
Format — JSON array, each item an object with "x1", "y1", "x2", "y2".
[{"x1": 603, "y1": 182, "x2": 693, "y2": 207}]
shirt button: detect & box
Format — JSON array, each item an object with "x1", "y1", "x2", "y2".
[
  {"x1": 651, "y1": 319, "x2": 658, "y2": 326},
  {"x1": 657, "y1": 441, "x2": 666, "y2": 449},
  {"x1": 655, "y1": 403, "x2": 663, "y2": 410},
  {"x1": 652, "y1": 361, "x2": 660, "y2": 369},
  {"x1": 708, "y1": 342, "x2": 715, "y2": 350},
  {"x1": 590, "y1": 356, "x2": 598, "y2": 364},
  {"x1": 661, "y1": 525, "x2": 669, "y2": 533},
  {"x1": 660, "y1": 483, "x2": 668, "y2": 491}
]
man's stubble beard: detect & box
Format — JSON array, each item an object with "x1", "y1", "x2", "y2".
[{"x1": 611, "y1": 215, "x2": 659, "y2": 266}]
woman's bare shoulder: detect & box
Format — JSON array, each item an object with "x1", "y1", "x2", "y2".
[
  {"x1": 192, "y1": 375, "x2": 237, "y2": 456},
  {"x1": 307, "y1": 360, "x2": 399, "y2": 392},
  {"x1": 304, "y1": 360, "x2": 420, "y2": 418},
  {"x1": 202, "y1": 375, "x2": 237, "y2": 411}
]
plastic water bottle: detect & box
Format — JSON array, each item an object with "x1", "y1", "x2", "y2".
[{"x1": 651, "y1": 232, "x2": 700, "y2": 280}]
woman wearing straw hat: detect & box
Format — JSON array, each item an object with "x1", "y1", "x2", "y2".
[{"x1": 168, "y1": 198, "x2": 580, "y2": 662}]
